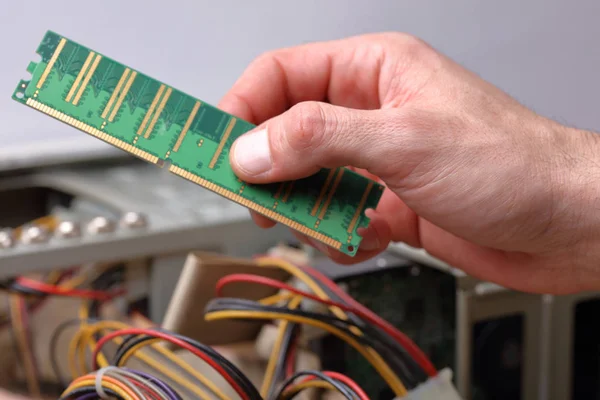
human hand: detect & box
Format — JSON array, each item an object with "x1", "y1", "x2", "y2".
[{"x1": 219, "y1": 32, "x2": 600, "y2": 294}]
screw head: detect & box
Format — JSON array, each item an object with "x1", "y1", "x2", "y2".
[
  {"x1": 120, "y1": 212, "x2": 148, "y2": 229},
  {"x1": 56, "y1": 220, "x2": 81, "y2": 238},
  {"x1": 20, "y1": 224, "x2": 51, "y2": 244},
  {"x1": 0, "y1": 229, "x2": 15, "y2": 249},
  {"x1": 86, "y1": 216, "x2": 116, "y2": 234}
]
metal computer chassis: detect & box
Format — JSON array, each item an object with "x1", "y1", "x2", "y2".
[{"x1": 0, "y1": 161, "x2": 290, "y2": 320}]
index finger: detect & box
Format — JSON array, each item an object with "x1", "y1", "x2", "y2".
[
  {"x1": 216, "y1": 35, "x2": 383, "y2": 124},
  {"x1": 217, "y1": 41, "x2": 336, "y2": 228},
  {"x1": 217, "y1": 42, "x2": 333, "y2": 124}
]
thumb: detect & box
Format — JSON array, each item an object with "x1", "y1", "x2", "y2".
[{"x1": 229, "y1": 101, "x2": 397, "y2": 183}]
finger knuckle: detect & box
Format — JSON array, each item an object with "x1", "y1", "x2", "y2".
[
  {"x1": 252, "y1": 49, "x2": 277, "y2": 66},
  {"x1": 282, "y1": 102, "x2": 331, "y2": 153}
]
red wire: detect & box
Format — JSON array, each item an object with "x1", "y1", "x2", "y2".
[
  {"x1": 16, "y1": 277, "x2": 122, "y2": 301},
  {"x1": 285, "y1": 333, "x2": 298, "y2": 377},
  {"x1": 0, "y1": 270, "x2": 78, "y2": 330},
  {"x1": 92, "y1": 328, "x2": 250, "y2": 400},
  {"x1": 296, "y1": 371, "x2": 370, "y2": 400},
  {"x1": 129, "y1": 378, "x2": 162, "y2": 400},
  {"x1": 216, "y1": 272, "x2": 437, "y2": 377},
  {"x1": 302, "y1": 265, "x2": 437, "y2": 376}
]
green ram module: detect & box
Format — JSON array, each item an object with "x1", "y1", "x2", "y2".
[{"x1": 12, "y1": 31, "x2": 384, "y2": 256}]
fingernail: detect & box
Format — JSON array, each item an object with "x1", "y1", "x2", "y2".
[
  {"x1": 358, "y1": 229, "x2": 380, "y2": 251},
  {"x1": 232, "y1": 129, "x2": 272, "y2": 175}
]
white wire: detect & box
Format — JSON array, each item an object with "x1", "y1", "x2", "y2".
[{"x1": 95, "y1": 366, "x2": 115, "y2": 399}]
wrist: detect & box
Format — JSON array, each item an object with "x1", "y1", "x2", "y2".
[{"x1": 552, "y1": 124, "x2": 600, "y2": 270}]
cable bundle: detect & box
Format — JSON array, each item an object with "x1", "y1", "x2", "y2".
[
  {"x1": 91, "y1": 327, "x2": 262, "y2": 400},
  {"x1": 2, "y1": 247, "x2": 434, "y2": 399},
  {"x1": 204, "y1": 255, "x2": 438, "y2": 399},
  {"x1": 274, "y1": 371, "x2": 369, "y2": 400},
  {"x1": 1, "y1": 265, "x2": 114, "y2": 398},
  {"x1": 59, "y1": 366, "x2": 181, "y2": 400}
]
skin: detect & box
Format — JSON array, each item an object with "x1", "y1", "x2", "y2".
[{"x1": 219, "y1": 32, "x2": 600, "y2": 295}]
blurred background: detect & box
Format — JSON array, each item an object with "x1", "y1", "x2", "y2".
[
  {"x1": 0, "y1": 1, "x2": 599, "y2": 400},
  {"x1": 2, "y1": 0, "x2": 600, "y2": 170}
]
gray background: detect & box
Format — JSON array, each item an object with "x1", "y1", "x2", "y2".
[{"x1": 1, "y1": 0, "x2": 599, "y2": 169}]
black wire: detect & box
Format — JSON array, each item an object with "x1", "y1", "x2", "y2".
[
  {"x1": 301, "y1": 269, "x2": 430, "y2": 384},
  {"x1": 87, "y1": 265, "x2": 125, "y2": 319},
  {"x1": 266, "y1": 319, "x2": 299, "y2": 399},
  {"x1": 0, "y1": 278, "x2": 17, "y2": 290},
  {"x1": 272, "y1": 370, "x2": 356, "y2": 400},
  {"x1": 142, "y1": 331, "x2": 262, "y2": 400},
  {"x1": 109, "y1": 328, "x2": 262, "y2": 400},
  {"x1": 5, "y1": 283, "x2": 47, "y2": 296},
  {"x1": 207, "y1": 298, "x2": 424, "y2": 389}
]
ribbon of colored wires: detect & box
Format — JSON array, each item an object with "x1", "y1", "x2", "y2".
[
  {"x1": 215, "y1": 273, "x2": 427, "y2": 387},
  {"x1": 205, "y1": 297, "x2": 408, "y2": 396},
  {"x1": 14, "y1": 276, "x2": 121, "y2": 300},
  {"x1": 92, "y1": 328, "x2": 261, "y2": 400},
  {"x1": 274, "y1": 370, "x2": 369, "y2": 400},
  {"x1": 67, "y1": 319, "x2": 226, "y2": 400},
  {"x1": 254, "y1": 256, "x2": 437, "y2": 376},
  {"x1": 60, "y1": 367, "x2": 183, "y2": 400},
  {"x1": 302, "y1": 261, "x2": 437, "y2": 376},
  {"x1": 109, "y1": 329, "x2": 260, "y2": 400}
]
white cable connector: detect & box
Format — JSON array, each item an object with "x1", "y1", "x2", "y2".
[{"x1": 401, "y1": 368, "x2": 464, "y2": 400}]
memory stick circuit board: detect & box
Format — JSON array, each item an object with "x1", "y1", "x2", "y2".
[{"x1": 12, "y1": 31, "x2": 384, "y2": 256}]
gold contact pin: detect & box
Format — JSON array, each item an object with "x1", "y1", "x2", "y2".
[
  {"x1": 167, "y1": 165, "x2": 342, "y2": 250},
  {"x1": 282, "y1": 182, "x2": 294, "y2": 203},
  {"x1": 37, "y1": 38, "x2": 67, "y2": 89},
  {"x1": 144, "y1": 87, "x2": 172, "y2": 138},
  {"x1": 72, "y1": 54, "x2": 102, "y2": 105},
  {"x1": 347, "y1": 181, "x2": 374, "y2": 234},
  {"x1": 102, "y1": 68, "x2": 130, "y2": 119},
  {"x1": 137, "y1": 85, "x2": 165, "y2": 135},
  {"x1": 318, "y1": 169, "x2": 344, "y2": 220},
  {"x1": 173, "y1": 101, "x2": 201, "y2": 152},
  {"x1": 65, "y1": 51, "x2": 95, "y2": 103},
  {"x1": 273, "y1": 183, "x2": 285, "y2": 200},
  {"x1": 209, "y1": 117, "x2": 237, "y2": 169},
  {"x1": 26, "y1": 98, "x2": 159, "y2": 165},
  {"x1": 109, "y1": 71, "x2": 137, "y2": 122},
  {"x1": 311, "y1": 169, "x2": 336, "y2": 216}
]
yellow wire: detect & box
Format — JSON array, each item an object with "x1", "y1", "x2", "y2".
[
  {"x1": 255, "y1": 257, "x2": 349, "y2": 320},
  {"x1": 71, "y1": 320, "x2": 225, "y2": 400},
  {"x1": 254, "y1": 256, "x2": 407, "y2": 395},
  {"x1": 260, "y1": 296, "x2": 303, "y2": 397},
  {"x1": 281, "y1": 381, "x2": 337, "y2": 399},
  {"x1": 66, "y1": 300, "x2": 105, "y2": 376},
  {"x1": 9, "y1": 295, "x2": 41, "y2": 398},
  {"x1": 205, "y1": 310, "x2": 407, "y2": 397},
  {"x1": 46, "y1": 270, "x2": 64, "y2": 285},
  {"x1": 116, "y1": 337, "x2": 228, "y2": 400},
  {"x1": 64, "y1": 378, "x2": 133, "y2": 400},
  {"x1": 60, "y1": 272, "x2": 89, "y2": 289},
  {"x1": 259, "y1": 291, "x2": 296, "y2": 306}
]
